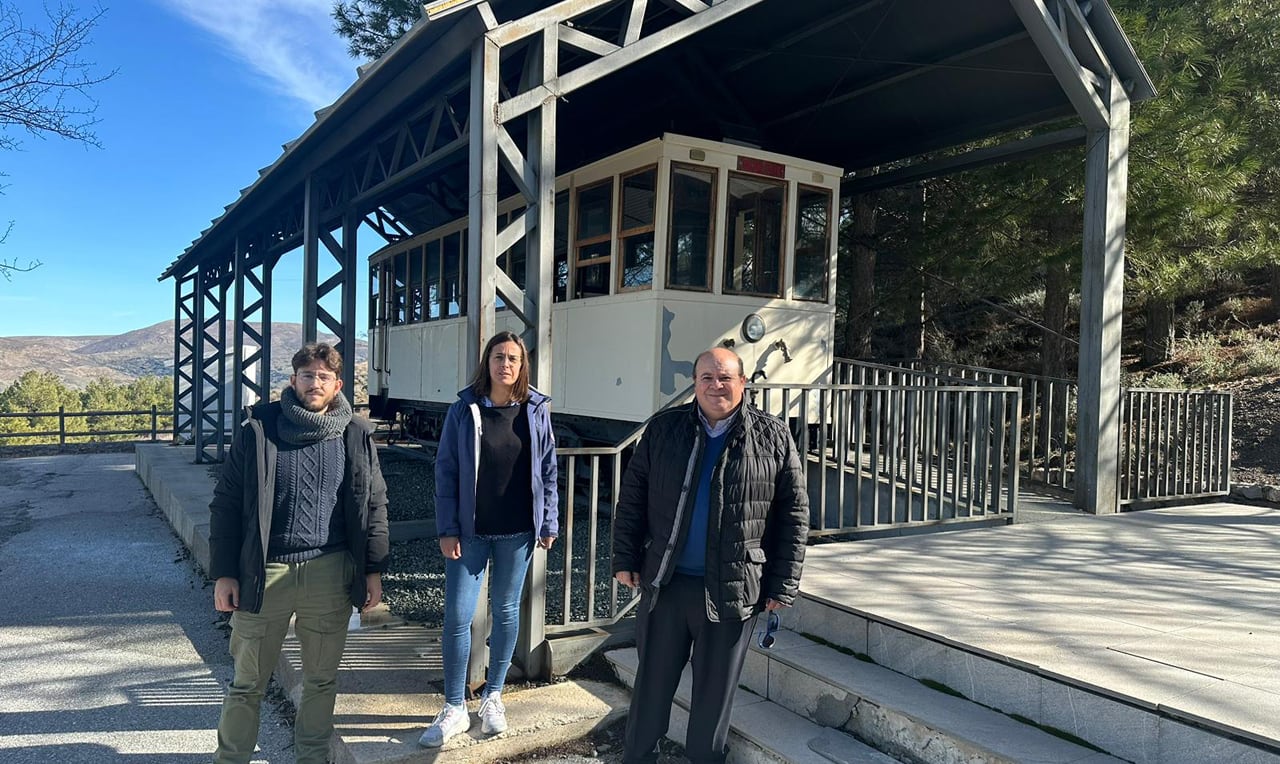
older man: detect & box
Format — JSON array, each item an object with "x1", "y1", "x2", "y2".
[{"x1": 612, "y1": 347, "x2": 809, "y2": 764}]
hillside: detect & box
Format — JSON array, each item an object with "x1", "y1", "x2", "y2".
[{"x1": 0, "y1": 321, "x2": 368, "y2": 389}]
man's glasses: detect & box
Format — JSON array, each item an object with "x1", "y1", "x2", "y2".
[
  {"x1": 297, "y1": 371, "x2": 337, "y2": 384},
  {"x1": 759, "y1": 610, "x2": 780, "y2": 649}
]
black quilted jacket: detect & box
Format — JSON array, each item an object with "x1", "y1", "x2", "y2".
[{"x1": 611, "y1": 401, "x2": 809, "y2": 622}]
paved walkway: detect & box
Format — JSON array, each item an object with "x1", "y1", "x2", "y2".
[{"x1": 0, "y1": 452, "x2": 293, "y2": 764}]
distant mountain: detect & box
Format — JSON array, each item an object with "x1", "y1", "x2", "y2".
[{"x1": 0, "y1": 321, "x2": 368, "y2": 390}]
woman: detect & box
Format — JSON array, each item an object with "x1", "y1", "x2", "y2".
[{"x1": 420, "y1": 331, "x2": 559, "y2": 748}]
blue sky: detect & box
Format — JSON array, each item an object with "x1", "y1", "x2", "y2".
[{"x1": 0, "y1": 0, "x2": 367, "y2": 337}]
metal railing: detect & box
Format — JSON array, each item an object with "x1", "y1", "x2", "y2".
[
  {"x1": 844, "y1": 358, "x2": 1234, "y2": 505},
  {"x1": 542, "y1": 389, "x2": 695, "y2": 634},
  {"x1": 0, "y1": 406, "x2": 168, "y2": 446},
  {"x1": 754, "y1": 381, "x2": 1021, "y2": 534},
  {"x1": 892, "y1": 360, "x2": 1079, "y2": 492},
  {"x1": 1120, "y1": 388, "x2": 1232, "y2": 504},
  {"x1": 543, "y1": 371, "x2": 1024, "y2": 633},
  {"x1": 544, "y1": 437, "x2": 639, "y2": 633}
]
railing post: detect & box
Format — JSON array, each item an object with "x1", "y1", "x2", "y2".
[
  {"x1": 151, "y1": 405, "x2": 159, "y2": 442},
  {"x1": 58, "y1": 407, "x2": 66, "y2": 447}
]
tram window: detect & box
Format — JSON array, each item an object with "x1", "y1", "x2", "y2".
[
  {"x1": 369, "y1": 264, "x2": 381, "y2": 328},
  {"x1": 554, "y1": 190, "x2": 569, "y2": 302},
  {"x1": 619, "y1": 168, "x2": 656, "y2": 290},
  {"x1": 443, "y1": 231, "x2": 463, "y2": 318},
  {"x1": 793, "y1": 186, "x2": 831, "y2": 302},
  {"x1": 460, "y1": 229, "x2": 468, "y2": 316},
  {"x1": 409, "y1": 245, "x2": 424, "y2": 322},
  {"x1": 574, "y1": 181, "x2": 612, "y2": 298},
  {"x1": 724, "y1": 173, "x2": 784, "y2": 297},
  {"x1": 667, "y1": 164, "x2": 715, "y2": 291},
  {"x1": 425, "y1": 239, "x2": 441, "y2": 320},
  {"x1": 392, "y1": 252, "x2": 408, "y2": 325}
]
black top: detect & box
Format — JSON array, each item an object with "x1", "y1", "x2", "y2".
[{"x1": 475, "y1": 403, "x2": 535, "y2": 536}]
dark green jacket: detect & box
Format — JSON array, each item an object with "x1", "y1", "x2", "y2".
[{"x1": 208, "y1": 401, "x2": 390, "y2": 613}]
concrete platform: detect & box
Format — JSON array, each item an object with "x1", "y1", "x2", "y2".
[
  {"x1": 136, "y1": 444, "x2": 627, "y2": 763},
  {"x1": 794, "y1": 501, "x2": 1280, "y2": 763}
]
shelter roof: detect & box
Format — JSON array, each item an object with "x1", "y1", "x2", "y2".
[{"x1": 160, "y1": 0, "x2": 1154, "y2": 281}]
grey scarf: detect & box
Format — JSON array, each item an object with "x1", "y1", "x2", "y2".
[{"x1": 278, "y1": 387, "x2": 352, "y2": 445}]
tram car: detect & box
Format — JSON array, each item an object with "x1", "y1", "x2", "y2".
[{"x1": 368, "y1": 133, "x2": 841, "y2": 442}]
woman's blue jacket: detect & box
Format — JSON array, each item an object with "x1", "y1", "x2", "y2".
[{"x1": 434, "y1": 386, "x2": 559, "y2": 540}]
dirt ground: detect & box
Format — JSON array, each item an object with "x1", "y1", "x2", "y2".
[{"x1": 1219, "y1": 374, "x2": 1280, "y2": 487}]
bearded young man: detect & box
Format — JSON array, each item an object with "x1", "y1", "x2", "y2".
[{"x1": 208, "y1": 343, "x2": 389, "y2": 764}]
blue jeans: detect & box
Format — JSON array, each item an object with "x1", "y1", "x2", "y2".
[{"x1": 442, "y1": 532, "x2": 535, "y2": 704}]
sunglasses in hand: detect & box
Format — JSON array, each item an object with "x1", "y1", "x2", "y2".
[{"x1": 758, "y1": 610, "x2": 781, "y2": 649}]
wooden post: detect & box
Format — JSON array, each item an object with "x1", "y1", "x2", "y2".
[
  {"x1": 58, "y1": 406, "x2": 66, "y2": 447},
  {"x1": 151, "y1": 405, "x2": 159, "y2": 442},
  {"x1": 513, "y1": 24, "x2": 558, "y2": 682},
  {"x1": 464, "y1": 32, "x2": 501, "y2": 691},
  {"x1": 1075, "y1": 74, "x2": 1130, "y2": 514}
]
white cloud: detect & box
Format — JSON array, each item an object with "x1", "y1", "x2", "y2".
[{"x1": 158, "y1": 0, "x2": 357, "y2": 113}]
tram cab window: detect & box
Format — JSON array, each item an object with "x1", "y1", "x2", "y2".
[
  {"x1": 574, "y1": 181, "x2": 613, "y2": 298},
  {"x1": 409, "y1": 245, "x2": 424, "y2": 322},
  {"x1": 793, "y1": 186, "x2": 832, "y2": 302},
  {"x1": 554, "y1": 190, "x2": 569, "y2": 302},
  {"x1": 369, "y1": 264, "x2": 381, "y2": 327},
  {"x1": 618, "y1": 168, "x2": 656, "y2": 291},
  {"x1": 392, "y1": 252, "x2": 408, "y2": 325},
  {"x1": 667, "y1": 164, "x2": 715, "y2": 291},
  {"x1": 724, "y1": 173, "x2": 784, "y2": 297},
  {"x1": 443, "y1": 231, "x2": 464, "y2": 318},
  {"x1": 425, "y1": 239, "x2": 441, "y2": 320}
]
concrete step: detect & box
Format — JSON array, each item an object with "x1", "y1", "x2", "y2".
[
  {"x1": 785, "y1": 594, "x2": 1280, "y2": 764},
  {"x1": 741, "y1": 628, "x2": 1122, "y2": 764},
  {"x1": 607, "y1": 648, "x2": 896, "y2": 764}
]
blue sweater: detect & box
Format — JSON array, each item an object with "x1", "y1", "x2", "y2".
[{"x1": 674, "y1": 431, "x2": 728, "y2": 576}]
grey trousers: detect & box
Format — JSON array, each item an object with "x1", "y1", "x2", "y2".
[{"x1": 622, "y1": 573, "x2": 757, "y2": 764}]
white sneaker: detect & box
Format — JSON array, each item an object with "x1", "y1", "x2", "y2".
[
  {"x1": 478, "y1": 691, "x2": 507, "y2": 734},
  {"x1": 418, "y1": 702, "x2": 471, "y2": 748}
]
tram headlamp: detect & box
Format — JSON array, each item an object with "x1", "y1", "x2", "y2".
[{"x1": 741, "y1": 313, "x2": 766, "y2": 343}]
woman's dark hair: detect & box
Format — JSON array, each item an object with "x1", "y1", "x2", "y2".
[
  {"x1": 468, "y1": 331, "x2": 530, "y2": 402},
  {"x1": 292, "y1": 343, "x2": 343, "y2": 376}
]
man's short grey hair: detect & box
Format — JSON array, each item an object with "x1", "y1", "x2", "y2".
[{"x1": 694, "y1": 348, "x2": 745, "y2": 378}]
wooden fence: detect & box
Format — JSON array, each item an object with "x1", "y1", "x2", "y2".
[{"x1": 0, "y1": 407, "x2": 168, "y2": 446}]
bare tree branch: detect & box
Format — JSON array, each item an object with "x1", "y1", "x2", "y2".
[
  {"x1": 0, "y1": 2, "x2": 115, "y2": 151},
  {"x1": 0, "y1": 219, "x2": 42, "y2": 280}
]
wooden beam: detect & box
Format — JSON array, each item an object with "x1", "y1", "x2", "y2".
[
  {"x1": 496, "y1": 0, "x2": 765, "y2": 124},
  {"x1": 1009, "y1": 0, "x2": 1109, "y2": 129},
  {"x1": 558, "y1": 24, "x2": 619, "y2": 57},
  {"x1": 467, "y1": 36, "x2": 501, "y2": 362},
  {"x1": 841, "y1": 127, "x2": 1086, "y2": 195},
  {"x1": 766, "y1": 30, "x2": 1028, "y2": 128}
]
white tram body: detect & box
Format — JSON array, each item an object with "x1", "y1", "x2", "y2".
[{"x1": 369, "y1": 134, "x2": 841, "y2": 437}]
